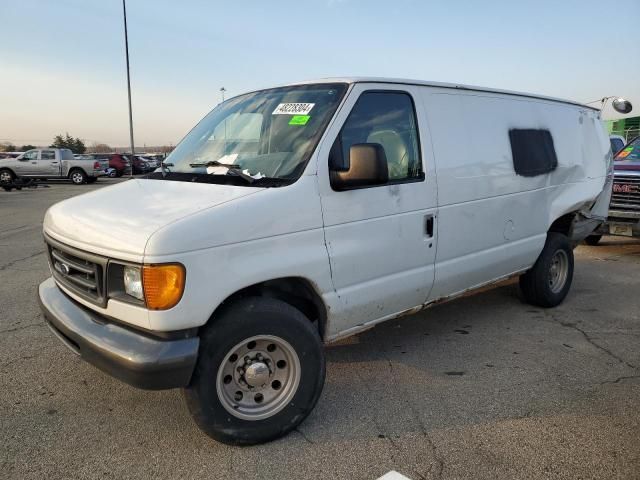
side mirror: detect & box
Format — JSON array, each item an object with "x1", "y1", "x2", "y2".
[
  {"x1": 612, "y1": 98, "x2": 633, "y2": 114},
  {"x1": 330, "y1": 143, "x2": 389, "y2": 190}
]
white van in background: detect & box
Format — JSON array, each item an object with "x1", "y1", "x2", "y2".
[{"x1": 39, "y1": 78, "x2": 613, "y2": 445}]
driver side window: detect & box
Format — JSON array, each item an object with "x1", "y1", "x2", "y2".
[
  {"x1": 336, "y1": 91, "x2": 422, "y2": 182},
  {"x1": 23, "y1": 150, "x2": 39, "y2": 161}
]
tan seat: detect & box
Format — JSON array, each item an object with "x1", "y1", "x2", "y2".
[{"x1": 366, "y1": 130, "x2": 409, "y2": 180}]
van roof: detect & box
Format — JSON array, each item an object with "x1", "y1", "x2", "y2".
[{"x1": 285, "y1": 77, "x2": 598, "y2": 111}]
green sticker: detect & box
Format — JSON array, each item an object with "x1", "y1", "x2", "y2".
[{"x1": 289, "y1": 115, "x2": 310, "y2": 125}]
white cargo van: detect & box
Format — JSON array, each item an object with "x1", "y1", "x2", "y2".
[{"x1": 39, "y1": 78, "x2": 613, "y2": 445}]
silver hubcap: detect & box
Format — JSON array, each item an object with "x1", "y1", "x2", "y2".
[
  {"x1": 216, "y1": 335, "x2": 300, "y2": 421},
  {"x1": 549, "y1": 250, "x2": 569, "y2": 293},
  {"x1": 72, "y1": 173, "x2": 83, "y2": 183},
  {"x1": 0, "y1": 172, "x2": 11, "y2": 183}
]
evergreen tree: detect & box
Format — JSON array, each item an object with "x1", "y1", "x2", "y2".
[{"x1": 50, "y1": 133, "x2": 86, "y2": 153}]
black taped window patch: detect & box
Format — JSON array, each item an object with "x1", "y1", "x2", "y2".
[{"x1": 509, "y1": 129, "x2": 558, "y2": 177}]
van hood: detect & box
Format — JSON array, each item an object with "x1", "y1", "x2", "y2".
[{"x1": 44, "y1": 179, "x2": 263, "y2": 259}]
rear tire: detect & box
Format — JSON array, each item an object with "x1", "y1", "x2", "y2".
[
  {"x1": 584, "y1": 235, "x2": 602, "y2": 246},
  {"x1": 520, "y1": 232, "x2": 574, "y2": 308},
  {"x1": 69, "y1": 169, "x2": 87, "y2": 185},
  {"x1": 184, "y1": 297, "x2": 325, "y2": 445}
]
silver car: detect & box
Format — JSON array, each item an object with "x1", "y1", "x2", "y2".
[{"x1": 0, "y1": 148, "x2": 108, "y2": 185}]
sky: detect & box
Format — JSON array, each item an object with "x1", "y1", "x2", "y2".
[{"x1": 1, "y1": 0, "x2": 639, "y2": 148}]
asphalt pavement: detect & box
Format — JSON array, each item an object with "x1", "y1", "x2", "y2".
[{"x1": 1, "y1": 178, "x2": 639, "y2": 479}]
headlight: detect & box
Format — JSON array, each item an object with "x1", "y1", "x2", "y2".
[{"x1": 124, "y1": 266, "x2": 144, "y2": 300}]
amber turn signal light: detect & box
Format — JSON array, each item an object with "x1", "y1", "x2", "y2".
[{"x1": 142, "y1": 264, "x2": 185, "y2": 310}]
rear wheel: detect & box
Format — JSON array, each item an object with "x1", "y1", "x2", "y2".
[
  {"x1": 0, "y1": 169, "x2": 15, "y2": 184},
  {"x1": 184, "y1": 297, "x2": 325, "y2": 445},
  {"x1": 520, "y1": 232, "x2": 574, "y2": 308},
  {"x1": 69, "y1": 169, "x2": 87, "y2": 185},
  {"x1": 584, "y1": 235, "x2": 602, "y2": 246}
]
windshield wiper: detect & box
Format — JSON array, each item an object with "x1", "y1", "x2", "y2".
[
  {"x1": 189, "y1": 160, "x2": 241, "y2": 168},
  {"x1": 188, "y1": 160, "x2": 256, "y2": 183}
]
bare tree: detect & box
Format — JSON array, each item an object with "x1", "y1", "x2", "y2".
[
  {"x1": 158, "y1": 145, "x2": 174, "y2": 154},
  {"x1": 1, "y1": 142, "x2": 16, "y2": 152},
  {"x1": 87, "y1": 142, "x2": 112, "y2": 153}
]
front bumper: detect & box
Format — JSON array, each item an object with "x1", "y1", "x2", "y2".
[{"x1": 38, "y1": 277, "x2": 199, "y2": 390}]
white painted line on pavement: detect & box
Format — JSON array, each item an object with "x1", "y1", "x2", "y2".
[{"x1": 376, "y1": 471, "x2": 413, "y2": 480}]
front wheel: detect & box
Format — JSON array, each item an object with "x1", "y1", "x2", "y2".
[
  {"x1": 0, "y1": 168, "x2": 15, "y2": 184},
  {"x1": 184, "y1": 297, "x2": 325, "y2": 445},
  {"x1": 520, "y1": 232, "x2": 574, "y2": 308},
  {"x1": 69, "y1": 169, "x2": 87, "y2": 185}
]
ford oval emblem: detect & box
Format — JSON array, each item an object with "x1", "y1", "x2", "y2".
[{"x1": 55, "y1": 261, "x2": 70, "y2": 275}]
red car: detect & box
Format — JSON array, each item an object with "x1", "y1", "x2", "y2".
[{"x1": 108, "y1": 154, "x2": 132, "y2": 177}]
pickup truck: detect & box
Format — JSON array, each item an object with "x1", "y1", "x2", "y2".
[
  {"x1": 0, "y1": 148, "x2": 108, "y2": 185},
  {"x1": 589, "y1": 136, "x2": 640, "y2": 243}
]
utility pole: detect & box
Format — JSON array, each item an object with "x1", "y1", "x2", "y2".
[{"x1": 122, "y1": 0, "x2": 135, "y2": 178}]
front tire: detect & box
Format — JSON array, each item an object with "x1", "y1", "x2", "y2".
[
  {"x1": 184, "y1": 297, "x2": 325, "y2": 445},
  {"x1": 0, "y1": 168, "x2": 15, "y2": 184},
  {"x1": 520, "y1": 232, "x2": 574, "y2": 308},
  {"x1": 69, "y1": 169, "x2": 87, "y2": 185}
]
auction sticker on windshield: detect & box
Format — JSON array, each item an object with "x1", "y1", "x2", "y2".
[
  {"x1": 289, "y1": 115, "x2": 310, "y2": 125},
  {"x1": 272, "y1": 103, "x2": 315, "y2": 115}
]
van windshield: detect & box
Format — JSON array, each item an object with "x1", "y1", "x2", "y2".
[{"x1": 164, "y1": 83, "x2": 347, "y2": 183}]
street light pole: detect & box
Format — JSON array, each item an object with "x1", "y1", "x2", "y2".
[
  {"x1": 220, "y1": 87, "x2": 226, "y2": 102},
  {"x1": 122, "y1": 0, "x2": 135, "y2": 178}
]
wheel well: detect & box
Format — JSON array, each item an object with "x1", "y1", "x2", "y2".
[
  {"x1": 68, "y1": 167, "x2": 86, "y2": 177},
  {"x1": 549, "y1": 213, "x2": 576, "y2": 236},
  {"x1": 0, "y1": 167, "x2": 15, "y2": 176},
  {"x1": 216, "y1": 278, "x2": 327, "y2": 340}
]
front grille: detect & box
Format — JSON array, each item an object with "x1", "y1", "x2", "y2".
[
  {"x1": 46, "y1": 237, "x2": 107, "y2": 306},
  {"x1": 610, "y1": 175, "x2": 640, "y2": 211}
]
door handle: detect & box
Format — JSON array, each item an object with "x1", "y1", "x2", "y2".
[
  {"x1": 31, "y1": 162, "x2": 37, "y2": 164},
  {"x1": 424, "y1": 215, "x2": 434, "y2": 238},
  {"x1": 51, "y1": 162, "x2": 58, "y2": 164}
]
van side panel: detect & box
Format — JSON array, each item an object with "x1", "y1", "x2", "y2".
[{"x1": 422, "y1": 89, "x2": 607, "y2": 300}]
